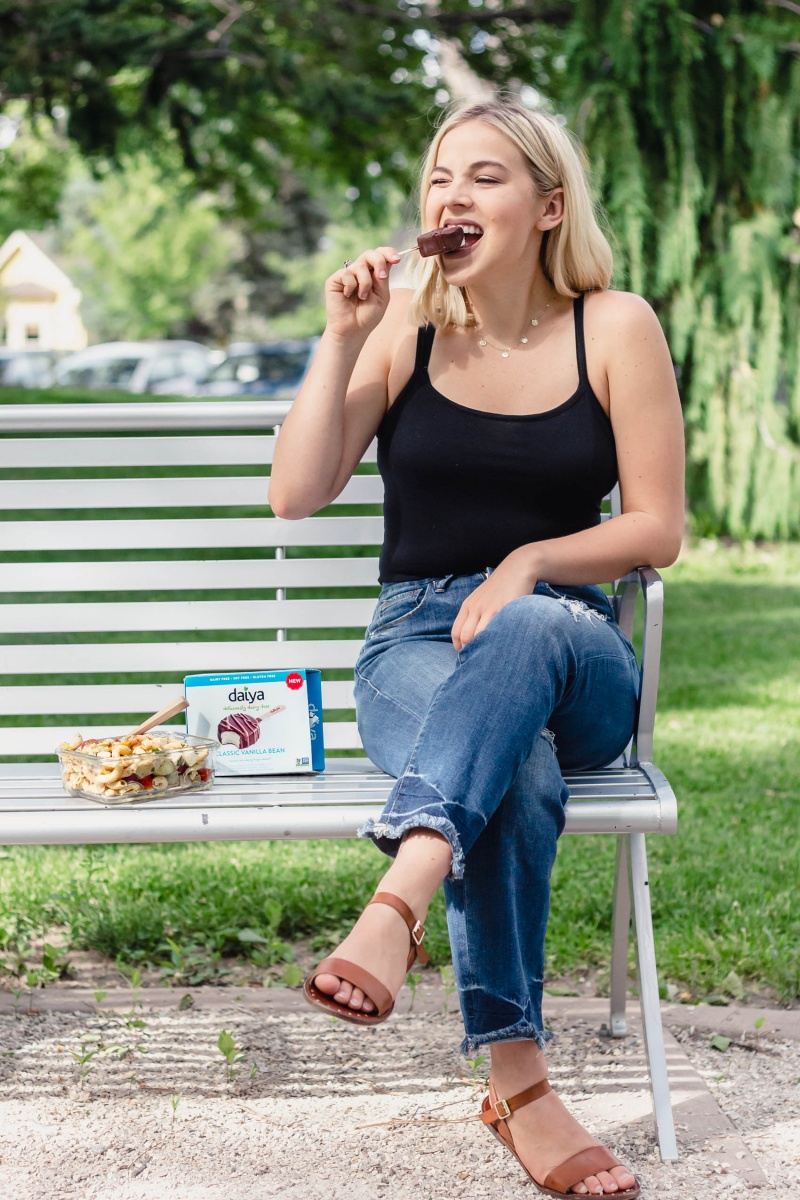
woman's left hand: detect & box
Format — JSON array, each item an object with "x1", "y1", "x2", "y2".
[{"x1": 451, "y1": 551, "x2": 538, "y2": 651}]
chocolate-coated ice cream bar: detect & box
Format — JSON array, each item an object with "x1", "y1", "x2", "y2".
[
  {"x1": 217, "y1": 706, "x2": 285, "y2": 749},
  {"x1": 398, "y1": 226, "x2": 465, "y2": 258},
  {"x1": 417, "y1": 226, "x2": 465, "y2": 256}
]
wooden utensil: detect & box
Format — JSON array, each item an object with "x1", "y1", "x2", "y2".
[{"x1": 127, "y1": 697, "x2": 189, "y2": 737}]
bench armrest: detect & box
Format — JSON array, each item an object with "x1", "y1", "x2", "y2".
[{"x1": 615, "y1": 566, "x2": 664, "y2": 766}]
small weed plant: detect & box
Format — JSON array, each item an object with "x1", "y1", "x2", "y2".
[
  {"x1": 170, "y1": 1092, "x2": 183, "y2": 1125},
  {"x1": 217, "y1": 1029, "x2": 245, "y2": 1081}
]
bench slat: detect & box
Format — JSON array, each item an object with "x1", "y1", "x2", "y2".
[
  {"x1": 0, "y1": 802, "x2": 672, "y2": 843},
  {"x1": 0, "y1": 762, "x2": 661, "y2": 797},
  {"x1": 1, "y1": 399, "x2": 293, "y2": 433},
  {"x1": 0, "y1": 436, "x2": 378, "y2": 469},
  {"x1": 0, "y1": 680, "x2": 356, "y2": 715},
  {"x1": 0, "y1": 597, "x2": 375, "y2": 634},
  {"x1": 0, "y1": 639, "x2": 364, "y2": 674},
  {"x1": 0, "y1": 435, "x2": 277, "y2": 468},
  {"x1": 0, "y1": 557, "x2": 381, "y2": 594},
  {"x1": 0, "y1": 516, "x2": 384, "y2": 551},
  {"x1": 0, "y1": 475, "x2": 384, "y2": 511}
]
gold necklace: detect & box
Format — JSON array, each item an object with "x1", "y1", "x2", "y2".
[{"x1": 476, "y1": 301, "x2": 551, "y2": 359}]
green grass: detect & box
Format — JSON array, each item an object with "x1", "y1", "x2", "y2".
[
  {"x1": 548, "y1": 541, "x2": 800, "y2": 1000},
  {"x1": 1, "y1": 541, "x2": 798, "y2": 1000}
]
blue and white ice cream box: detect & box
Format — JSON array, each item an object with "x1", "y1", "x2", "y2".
[{"x1": 184, "y1": 669, "x2": 324, "y2": 776}]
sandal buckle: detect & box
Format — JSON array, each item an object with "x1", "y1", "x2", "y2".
[
  {"x1": 411, "y1": 920, "x2": 425, "y2": 946},
  {"x1": 493, "y1": 1097, "x2": 511, "y2": 1120}
]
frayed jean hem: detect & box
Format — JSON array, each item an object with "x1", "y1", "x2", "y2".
[
  {"x1": 358, "y1": 812, "x2": 464, "y2": 879},
  {"x1": 460, "y1": 1020, "x2": 549, "y2": 1057}
]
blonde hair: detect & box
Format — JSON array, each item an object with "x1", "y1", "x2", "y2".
[{"x1": 408, "y1": 99, "x2": 613, "y2": 329}]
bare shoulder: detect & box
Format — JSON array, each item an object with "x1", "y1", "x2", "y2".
[
  {"x1": 579, "y1": 291, "x2": 671, "y2": 410},
  {"x1": 584, "y1": 288, "x2": 666, "y2": 343}
]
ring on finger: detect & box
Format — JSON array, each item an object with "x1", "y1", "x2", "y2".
[{"x1": 343, "y1": 259, "x2": 353, "y2": 268}]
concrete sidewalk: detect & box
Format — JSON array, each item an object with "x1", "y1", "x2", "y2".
[{"x1": 0, "y1": 984, "x2": 795, "y2": 1197}]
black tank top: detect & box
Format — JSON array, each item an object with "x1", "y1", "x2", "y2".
[{"x1": 376, "y1": 294, "x2": 618, "y2": 583}]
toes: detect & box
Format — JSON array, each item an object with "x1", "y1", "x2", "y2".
[
  {"x1": 312, "y1": 973, "x2": 376, "y2": 1013},
  {"x1": 610, "y1": 1166, "x2": 637, "y2": 1191},
  {"x1": 350, "y1": 987, "x2": 376, "y2": 1013},
  {"x1": 345, "y1": 985, "x2": 365, "y2": 1009},
  {"x1": 332, "y1": 978, "x2": 354, "y2": 1005},
  {"x1": 335, "y1": 983, "x2": 375, "y2": 1012},
  {"x1": 596, "y1": 1170, "x2": 620, "y2": 1192},
  {"x1": 573, "y1": 1168, "x2": 635, "y2": 1196},
  {"x1": 578, "y1": 1177, "x2": 604, "y2": 1196},
  {"x1": 313, "y1": 971, "x2": 346, "y2": 999}
]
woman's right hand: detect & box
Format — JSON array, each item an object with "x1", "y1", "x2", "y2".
[{"x1": 324, "y1": 246, "x2": 402, "y2": 340}]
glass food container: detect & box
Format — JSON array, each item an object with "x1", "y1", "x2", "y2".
[{"x1": 57, "y1": 729, "x2": 218, "y2": 804}]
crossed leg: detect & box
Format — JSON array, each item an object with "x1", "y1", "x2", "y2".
[
  {"x1": 311, "y1": 829, "x2": 637, "y2": 1195},
  {"x1": 313, "y1": 592, "x2": 639, "y2": 1193}
]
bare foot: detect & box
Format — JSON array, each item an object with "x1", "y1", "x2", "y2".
[
  {"x1": 489, "y1": 1045, "x2": 637, "y2": 1196},
  {"x1": 311, "y1": 829, "x2": 451, "y2": 1014},
  {"x1": 495, "y1": 1086, "x2": 637, "y2": 1195},
  {"x1": 312, "y1": 899, "x2": 417, "y2": 1013}
]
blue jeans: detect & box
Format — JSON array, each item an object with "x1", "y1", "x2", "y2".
[{"x1": 354, "y1": 572, "x2": 639, "y2": 1054}]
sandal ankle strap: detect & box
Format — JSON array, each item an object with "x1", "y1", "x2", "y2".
[
  {"x1": 480, "y1": 1078, "x2": 552, "y2": 1125},
  {"x1": 369, "y1": 891, "x2": 430, "y2": 965}
]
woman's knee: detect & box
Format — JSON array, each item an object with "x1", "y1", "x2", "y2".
[{"x1": 483, "y1": 594, "x2": 571, "y2": 643}]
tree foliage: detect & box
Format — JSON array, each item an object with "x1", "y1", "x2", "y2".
[
  {"x1": 56, "y1": 155, "x2": 240, "y2": 341},
  {"x1": 0, "y1": 111, "x2": 72, "y2": 237},
  {"x1": 539, "y1": 2, "x2": 800, "y2": 538},
  {"x1": 0, "y1": 0, "x2": 556, "y2": 215},
  {"x1": 3, "y1": 1, "x2": 800, "y2": 535}
]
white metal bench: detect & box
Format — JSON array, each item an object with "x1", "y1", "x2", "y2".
[{"x1": 0, "y1": 398, "x2": 678, "y2": 1159}]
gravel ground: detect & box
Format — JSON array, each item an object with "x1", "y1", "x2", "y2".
[{"x1": 0, "y1": 987, "x2": 796, "y2": 1199}]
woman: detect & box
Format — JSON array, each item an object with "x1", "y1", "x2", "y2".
[{"x1": 269, "y1": 98, "x2": 684, "y2": 1199}]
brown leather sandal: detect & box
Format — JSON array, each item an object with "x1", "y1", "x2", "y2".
[
  {"x1": 302, "y1": 891, "x2": 430, "y2": 1026},
  {"x1": 480, "y1": 1079, "x2": 640, "y2": 1198}
]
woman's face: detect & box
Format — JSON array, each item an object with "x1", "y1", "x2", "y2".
[{"x1": 423, "y1": 120, "x2": 559, "y2": 284}]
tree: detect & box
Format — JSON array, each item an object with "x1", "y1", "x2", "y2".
[
  {"x1": 538, "y1": 2, "x2": 800, "y2": 538},
  {"x1": 0, "y1": 108, "x2": 73, "y2": 237},
  {"x1": 0, "y1": 0, "x2": 553, "y2": 215},
  {"x1": 56, "y1": 155, "x2": 241, "y2": 341}
]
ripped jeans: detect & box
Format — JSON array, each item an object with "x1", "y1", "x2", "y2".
[{"x1": 354, "y1": 572, "x2": 640, "y2": 1054}]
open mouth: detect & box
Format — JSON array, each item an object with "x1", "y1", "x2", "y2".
[
  {"x1": 444, "y1": 222, "x2": 483, "y2": 253},
  {"x1": 459, "y1": 224, "x2": 483, "y2": 247}
]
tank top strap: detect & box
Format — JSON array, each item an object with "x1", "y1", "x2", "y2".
[
  {"x1": 573, "y1": 293, "x2": 589, "y2": 387},
  {"x1": 415, "y1": 323, "x2": 436, "y2": 371}
]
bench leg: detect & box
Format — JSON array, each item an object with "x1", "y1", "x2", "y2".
[
  {"x1": 605, "y1": 834, "x2": 631, "y2": 1037},
  {"x1": 629, "y1": 831, "x2": 679, "y2": 1162}
]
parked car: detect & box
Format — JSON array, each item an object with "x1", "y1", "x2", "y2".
[
  {"x1": 197, "y1": 338, "x2": 319, "y2": 397},
  {"x1": 0, "y1": 348, "x2": 60, "y2": 388},
  {"x1": 52, "y1": 340, "x2": 212, "y2": 394}
]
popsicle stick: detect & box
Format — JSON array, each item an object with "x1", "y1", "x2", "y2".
[
  {"x1": 397, "y1": 245, "x2": 421, "y2": 258},
  {"x1": 127, "y1": 696, "x2": 189, "y2": 737}
]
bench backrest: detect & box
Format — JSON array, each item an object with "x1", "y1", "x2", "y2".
[{"x1": 0, "y1": 399, "x2": 623, "y2": 764}]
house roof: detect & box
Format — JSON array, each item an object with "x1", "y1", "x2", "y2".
[{"x1": 0, "y1": 229, "x2": 76, "y2": 289}]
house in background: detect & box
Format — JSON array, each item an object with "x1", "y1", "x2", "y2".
[{"x1": 0, "y1": 230, "x2": 87, "y2": 351}]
